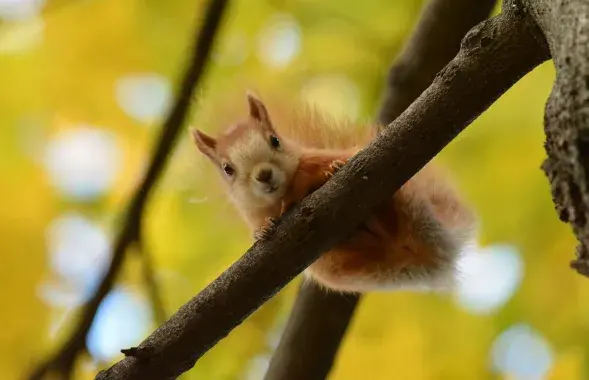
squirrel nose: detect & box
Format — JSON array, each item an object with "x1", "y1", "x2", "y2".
[{"x1": 256, "y1": 169, "x2": 273, "y2": 183}]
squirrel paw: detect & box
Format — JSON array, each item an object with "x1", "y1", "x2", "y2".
[
  {"x1": 325, "y1": 160, "x2": 347, "y2": 179},
  {"x1": 253, "y1": 217, "x2": 277, "y2": 241}
]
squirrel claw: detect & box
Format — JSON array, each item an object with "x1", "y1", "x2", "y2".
[
  {"x1": 325, "y1": 160, "x2": 347, "y2": 179},
  {"x1": 254, "y1": 228, "x2": 271, "y2": 241},
  {"x1": 330, "y1": 160, "x2": 346, "y2": 172},
  {"x1": 254, "y1": 217, "x2": 277, "y2": 241}
]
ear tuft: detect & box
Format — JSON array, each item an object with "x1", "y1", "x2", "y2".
[
  {"x1": 246, "y1": 92, "x2": 270, "y2": 124},
  {"x1": 190, "y1": 127, "x2": 217, "y2": 161}
]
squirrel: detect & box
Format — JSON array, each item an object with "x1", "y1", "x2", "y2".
[{"x1": 191, "y1": 92, "x2": 476, "y2": 293}]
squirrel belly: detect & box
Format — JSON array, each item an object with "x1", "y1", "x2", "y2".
[{"x1": 280, "y1": 151, "x2": 476, "y2": 294}]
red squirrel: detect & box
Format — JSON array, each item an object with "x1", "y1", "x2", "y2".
[{"x1": 191, "y1": 93, "x2": 476, "y2": 293}]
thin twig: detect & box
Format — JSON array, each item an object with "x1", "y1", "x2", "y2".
[
  {"x1": 136, "y1": 239, "x2": 166, "y2": 325},
  {"x1": 28, "y1": 1, "x2": 230, "y2": 379},
  {"x1": 95, "y1": 4, "x2": 550, "y2": 379}
]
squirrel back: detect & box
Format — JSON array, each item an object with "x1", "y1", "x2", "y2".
[
  {"x1": 195, "y1": 89, "x2": 375, "y2": 150},
  {"x1": 275, "y1": 104, "x2": 374, "y2": 150}
]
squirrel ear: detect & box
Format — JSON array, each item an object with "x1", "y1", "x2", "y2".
[
  {"x1": 246, "y1": 92, "x2": 271, "y2": 125},
  {"x1": 190, "y1": 127, "x2": 217, "y2": 161}
]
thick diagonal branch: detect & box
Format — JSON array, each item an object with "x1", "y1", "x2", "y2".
[
  {"x1": 96, "y1": 6, "x2": 549, "y2": 380},
  {"x1": 263, "y1": 1, "x2": 497, "y2": 379},
  {"x1": 519, "y1": 0, "x2": 589, "y2": 277},
  {"x1": 28, "y1": 1, "x2": 229, "y2": 379}
]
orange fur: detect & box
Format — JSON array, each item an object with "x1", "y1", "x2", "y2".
[
  {"x1": 192, "y1": 93, "x2": 476, "y2": 293},
  {"x1": 271, "y1": 148, "x2": 476, "y2": 293}
]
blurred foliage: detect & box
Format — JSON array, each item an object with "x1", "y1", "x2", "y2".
[{"x1": 1, "y1": 0, "x2": 588, "y2": 379}]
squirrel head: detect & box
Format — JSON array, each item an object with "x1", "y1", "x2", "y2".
[{"x1": 191, "y1": 93, "x2": 300, "y2": 209}]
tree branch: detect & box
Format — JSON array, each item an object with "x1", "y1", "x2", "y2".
[
  {"x1": 136, "y1": 239, "x2": 167, "y2": 325},
  {"x1": 28, "y1": 1, "x2": 229, "y2": 379},
  {"x1": 263, "y1": 1, "x2": 497, "y2": 379},
  {"x1": 378, "y1": 0, "x2": 497, "y2": 123},
  {"x1": 262, "y1": 281, "x2": 359, "y2": 380},
  {"x1": 95, "y1": 3, "x2": 549, "y2": 379},
  {"x1": 517, "y1": 0, "x2": 589, "y2": 277}
]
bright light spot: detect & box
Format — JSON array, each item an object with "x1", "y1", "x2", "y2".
[
  {"x1": 491, "y1": 323, "x2": 553, "y2": 379},
  {"x1": 0, "y1": 0, "x2": 44, "y2": 20},
  {"x1": 44, "y1": 127, "x2": 121, "y2": 200},
  {"x1": 0, "y1": 15, "x2": 44, "y2": 54},
  {"x1": 257, "y1": 13, "x2": 301, "y2": 69},
  {"x1": 87, "y1": 287, "x2": 152, "y2": 362},
  {"x1": 213, "y1": 32, "x2": 248, "y2": 66},
  {"x1": 37, "y1": 281, "x2": 87, "y2": 308},
  {"x1": 38, "y1": 213, "x2": 111, "y2": 307},
  {"x1": 244, "y1": 354, "x2": 271, "y2": 380},
  {"x1": 300, "y1": 75, "x2": 360, "y2": 120},
  {"x1": 454, "y1": 244, "x2": 523, "y2": 314},
  {"x1": 46, "y1": 212, "x2": 111, "y2": 284},
  {"x1": 114, "y1": 73, "x2": 171, "y2": 124}
]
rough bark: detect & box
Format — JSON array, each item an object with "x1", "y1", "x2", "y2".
[
  {"x1": 28, "y1": 1, "x2": 229, "y2": 379},
  {"x1": 263, "y1": 1, "x2": 497, "y2": 379},
  {"x1": 95, "y1": 5, "x2": 549, "y2": 379},
  {"x1": 518, "y1": 0, "x2": 589, "y2": 276}
]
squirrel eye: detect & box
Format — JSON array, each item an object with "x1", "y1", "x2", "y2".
[
  {"x1": 222, "y1": 163, "x2": 235, "y2": 176},
  {"x1": 269, "y1": 135, "x2": 280, "y2": 149}
]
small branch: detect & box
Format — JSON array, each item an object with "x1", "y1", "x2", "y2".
[
  {"x1": 95, "y1": 5, "x2": 549, "y2": 379},
  {"x1": 378, "y1": 0, "x2": 497, "y2": 124},
  {"x1": 519, "y1": 0, "x2": 589, "y2": 276},
  {"x1": 28, "y1": 1, "x2": 229, "y2": 379},
  {"x1": 263, "y1": 1, "x2": 497, "y2": 379},
  {"x1": 136, "y1": 240, "x2": 166, "y2": 325},
  {"x1": 262, "y1": 281, "x2": 360, "y2": 380}
]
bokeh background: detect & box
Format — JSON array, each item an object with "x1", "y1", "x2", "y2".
[{"x1": 2, "y1": 0, "x2": 587, "y2": 379}]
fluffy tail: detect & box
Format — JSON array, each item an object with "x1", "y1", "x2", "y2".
[{"x1": 397, "y1": 164, "x2": 477, "y2": 290}]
